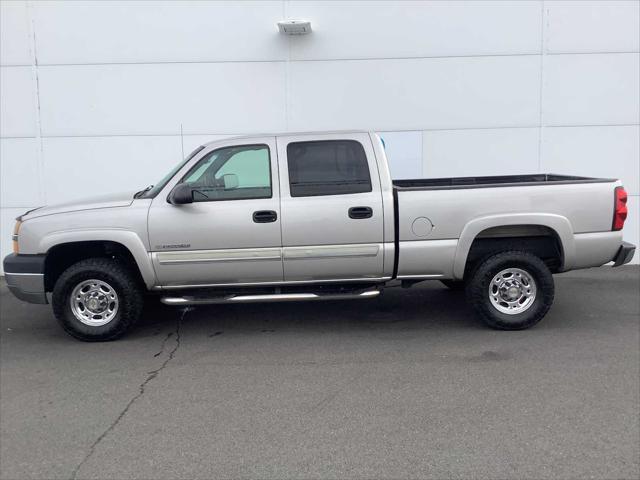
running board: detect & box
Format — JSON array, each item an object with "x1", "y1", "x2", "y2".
[{"x1": 160, "y1": 289, "x2": 380, "y2": 306}]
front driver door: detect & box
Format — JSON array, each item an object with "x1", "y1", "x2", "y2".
[{"x1": 148, "y1": 137, "x2": 283, "y2": 287}]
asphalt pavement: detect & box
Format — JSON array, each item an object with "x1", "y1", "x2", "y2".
[{"x1": 1, "y1": 266, "x2": 638, "y2": 479}]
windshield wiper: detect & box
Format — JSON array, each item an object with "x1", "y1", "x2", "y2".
[{"x1": 134, "y1": 185, "x2": 154, "y2": 198}]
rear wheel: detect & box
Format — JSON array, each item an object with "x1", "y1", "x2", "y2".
[
  {"x1": 52, "y1": 258, "x2": 143, "y2": 341},
  {"x1": 466, "y1": 251, "x2": 554, "y2": 330}
]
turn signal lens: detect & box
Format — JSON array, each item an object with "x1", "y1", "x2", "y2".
[
  {"x1": 612, "y1": 186, "x2": 628, "y2": 231},
  {"x1": 12, "y1": 220, "x2": 21, "y2": 254}
]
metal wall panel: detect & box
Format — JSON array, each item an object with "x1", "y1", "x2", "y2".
[
  {"x1": 32, "y1": 1, "x2": 287, "y2": 64},
  {"x1": 0, "y1": 66, "x2": 37, "y2": 138},
  {"x1": 422, "y1": 128, "x2": 540, "y2": 178},
  {"x1": 0, "y1": 138, "x2": 41, "y2": 207},
  {"x1": 546, "y1": 1, "x2": 640, "y2": 53},
  {"x1": 542, "y1": 125, "x2": 640, "y2": 195},
  {"x1": 1, "y1": 1, "x2": 638, "y2": 266},
  {"x1": 377, "y1": 131, "x2": 423, "y2": 179},
  {"x1": 37, "y1": 62, "x2": 287, "y2": 136},
  {"x1": 0, "y1": 1, "x2": 31, "y2": 66},
  {"x1": 543, "y1": 53, "x2": 640, "y2": 126},
  {"x1": 288, "y1": 0, "x2": 541, "y2": 60},
  {"x1": 41, "y1": 136, "x2": 183, "y2": 204},
  {"x1": 288, "y1": 56, "x2": 541, "y2": 131}
]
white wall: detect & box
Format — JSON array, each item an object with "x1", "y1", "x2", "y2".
[{"x1": 1, "y1": 0, "x2": 638, "y2": 267}]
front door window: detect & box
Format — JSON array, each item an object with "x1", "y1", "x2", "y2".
[{"x1": 183, "y1": 144, "x2": 272, "y2": 201}]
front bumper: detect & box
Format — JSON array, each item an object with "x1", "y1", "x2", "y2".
[
  {"x1": 612, "y1": 241, "x2": 636, "y2": 267},
  {"x1": 2, "y1": 254, "x2": 47, "y2": 304}
]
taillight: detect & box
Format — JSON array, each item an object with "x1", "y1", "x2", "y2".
[{"x1": 612, "y1": 186, "x2": 628, "y2": 231}]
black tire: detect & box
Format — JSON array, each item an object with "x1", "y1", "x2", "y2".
[
  {"x1": 440, "y1": 280, "x2": 466, "y2": 291},
  {"x1": 466, "y1": 251, "x2": 554, "y2": 330},
  {"x1": 52, "y1": 258, "x2": 144, "y2": 341}
]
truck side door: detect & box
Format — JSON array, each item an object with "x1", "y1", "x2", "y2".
[
  {"x1": 148, "y1": 137, "x2": 283, "y2": 286},
  {"x1": 277, "y1": 133, "x2": 385, "y2": 282}
]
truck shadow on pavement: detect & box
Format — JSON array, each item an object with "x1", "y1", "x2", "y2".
[{"x1": 134, "y1": 283, "x2": 482, "y2": 341}]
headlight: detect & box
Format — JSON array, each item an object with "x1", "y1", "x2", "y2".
[{"x1": 12, "y1": 220, "x2": 21, "y2": 254}]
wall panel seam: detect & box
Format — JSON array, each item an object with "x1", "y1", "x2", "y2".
[
  {"x1": 4, "y1": 54, "x2": 541, "y2": 67},
  {"x1": 25, "y1": 1, "x2": 45, "y2": 206},
  {"x1": 11, "y1": 51, "x2": 640, "y2": 68},
  {"x1": 4, "y1": 124, "x2": 636, "y2": 141},
  {"x1": 537, "y1": 0, "x2": 547, "y2": 173}
]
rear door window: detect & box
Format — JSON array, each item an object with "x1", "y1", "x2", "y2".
[{"x1": 287, "y1": 140, "x2": 372, "y2": 197}]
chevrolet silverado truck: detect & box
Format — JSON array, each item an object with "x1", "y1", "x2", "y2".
[{"x1": 3, "y1": 131, "x2": 635, "y2": 341}]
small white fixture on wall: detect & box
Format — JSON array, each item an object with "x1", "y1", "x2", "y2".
[{"x1": 277, "y1": 19, "x2": 312, "y2": 35}]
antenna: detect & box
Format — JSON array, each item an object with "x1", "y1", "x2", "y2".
[{"x1": 180, "y1": 123, "x2": 185, "y2": 158}]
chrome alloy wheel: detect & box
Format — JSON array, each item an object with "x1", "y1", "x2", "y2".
[
  {"x1": 70, "y1": 279, "x2": 119, "y2": 326},
  {"x1": 488, "y1": 268, "x2": 537, "y2": 315}
]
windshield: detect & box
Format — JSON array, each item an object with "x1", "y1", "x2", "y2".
[{"x1": 137, "y1": 145, "x2": 205, "y2": 199}]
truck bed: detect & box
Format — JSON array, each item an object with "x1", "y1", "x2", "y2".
[{"x1": 393, "y1": 173, "x2": 615, "y2": 191}]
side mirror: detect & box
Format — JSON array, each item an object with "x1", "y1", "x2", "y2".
[
  {"x1": 222, "y1": 173, "x2": 239, "y2": 190},
  {"x1": 169, "y1": 183, "x2": 194, "y2": 205}
]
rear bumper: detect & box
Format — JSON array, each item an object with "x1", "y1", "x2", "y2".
[
  {"x1": 612, "y1": 242, "x2": 636, "y2": 267},
  {"x1": 2, "y1": 254, "x2": 48, "y2": 304}
]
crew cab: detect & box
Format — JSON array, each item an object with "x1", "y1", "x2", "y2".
[{"x1": 3, "y1": 131, "x2": 635, "y2": 341}]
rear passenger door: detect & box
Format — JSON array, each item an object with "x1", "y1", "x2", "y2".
[{"x1": 277, "y1": 133, "x2": 385, "y2": 282}]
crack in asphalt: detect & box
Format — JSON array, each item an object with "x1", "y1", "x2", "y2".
[
  {"x1": 70, "y1": 308, "x2": 187, "y2": 480},
  {"x1": 153, "y1": 331, "x2": 174, "y2": 357}
]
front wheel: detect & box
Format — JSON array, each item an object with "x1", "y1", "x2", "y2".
[
  {"x1": 52, "y1": 258, "x2": 144, "y2": 341},
  {"x1": 466, "y1": 251, "x2": 554, "y2": 330}
]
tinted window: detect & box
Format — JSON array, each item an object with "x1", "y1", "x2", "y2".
[
  {"x1": 287, "y1": 140, "x2": 372, "y2": 197},
  {"x1": 182, "y1": 144, "x2": 271, "y2": 201}
]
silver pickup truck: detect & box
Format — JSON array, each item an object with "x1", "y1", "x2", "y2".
[{"x1": 4, "y1": 131, "x2": 635, "y2": 341}]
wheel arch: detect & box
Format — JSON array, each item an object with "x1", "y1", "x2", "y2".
[
  {"x1": 453, "y1": 214, "x2": 575, "y2": 280},
  {"x1": 41, "y1": 231, "x2": 155, "y2": 291}
]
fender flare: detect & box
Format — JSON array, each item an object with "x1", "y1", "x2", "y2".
[
  {"x1": 452, "y1": 213, "x2": 575, "y2": 279},
  {"x1": 39, "y1": 229, "x2": 156, "y2": 288}
]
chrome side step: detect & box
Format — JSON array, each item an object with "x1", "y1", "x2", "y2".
[{"x1": 160, "y1": 289, "x2": 380, "y2": 306}]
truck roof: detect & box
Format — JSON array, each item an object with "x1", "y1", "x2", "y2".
[{"x1": 201, "y1": 130, "x2": 374, "y2": 147}]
